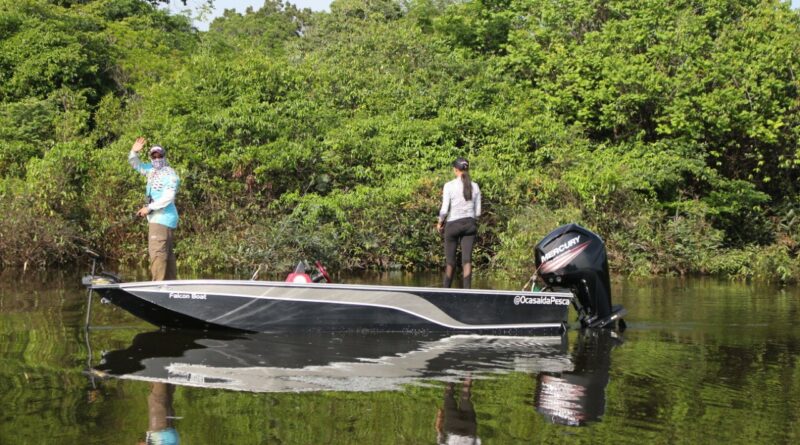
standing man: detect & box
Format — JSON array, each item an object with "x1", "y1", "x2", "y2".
[{"x1": 129, "y1": 137, "x2": 180, "y2": 281}]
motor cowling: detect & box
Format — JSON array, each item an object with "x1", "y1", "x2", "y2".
[{"x1": 535, "y1": 224, "x2": 624, "y2": 328}]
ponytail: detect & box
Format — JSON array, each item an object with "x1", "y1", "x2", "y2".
[
  {"x1": 452, "y1": 157, "x2": 472, "y2": 201},
  {"x1": 461, "y1": 170, "x2": 472, "y2": 201}
]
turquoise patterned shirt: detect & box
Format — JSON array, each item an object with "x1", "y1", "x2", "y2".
[{"x1": 128, "y1": 151, "x2": 180, "y2": 229}]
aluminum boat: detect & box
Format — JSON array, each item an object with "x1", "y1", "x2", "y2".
[{"x1": 86, "y1": 223, "x2": 626, "y2": 334}]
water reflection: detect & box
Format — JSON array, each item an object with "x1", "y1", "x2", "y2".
[
  {"x1": 140, "y1": 383, "x2": 179, "y2": 445},
  {"x1": 535, "y1": 329, "x2": 622, "y2": 426},
  {"x1": 436, "y1": 378, "x2": 480, "y2": 444},
  {"x1": 90, "y1": 328, "x2": 621, "y2": 427},
  {"x1": 3, "y1": 273, "x2": 799, "y2": 443},
  {"x1": 93, "y1": 331, "x2": 571, "y2": 390}
]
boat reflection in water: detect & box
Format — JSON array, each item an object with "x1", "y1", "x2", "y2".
[{"x1": 92, "y1": 328, "x2": 621, "y2": 436}]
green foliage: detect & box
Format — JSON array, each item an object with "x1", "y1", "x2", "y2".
[
  {"x1": 330, "y1": 0, "x2": 404, "y2": 21},
  {"x1": 0, "y1": 179, "x2": 80, "y2": 267},
  {"x1": 208, "y1": 0, "x2": 309, "y2": 53},
  {"x1": 0, "y1": 97, "x2": 57, "y2": 176},
  {"x1": 494, "y1": 205, "x2": 583, "y2": 275},
  {"x1": 703, "y1": 177, "x2": 772, "y2": 246},
  {"x1": 433, "y1": 0, "x2": 513, "y2": 54},
  {"x1": 1, "y1": 0, "x2": 800, "y2": 282}
]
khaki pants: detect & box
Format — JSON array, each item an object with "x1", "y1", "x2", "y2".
[{"x1": 148, "y1": 223, "x2": 177, "y2": 281}]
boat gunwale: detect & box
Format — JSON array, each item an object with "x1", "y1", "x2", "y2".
[{"x1": 93, "y1": 279, "x2": 575, "y2": 299}]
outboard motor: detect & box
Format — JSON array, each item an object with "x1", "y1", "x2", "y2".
[{"x1": 534, "y1": 224, "x2": 625, "y2": 329}]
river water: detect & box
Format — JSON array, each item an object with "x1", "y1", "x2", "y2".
[{"x1": 1, "y1": 271, "x2": 798, "y2": 444}]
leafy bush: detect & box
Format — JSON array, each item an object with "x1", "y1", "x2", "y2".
[
  {"x1": 0, "y1": 180, "x2": 79, "y2": 268},
  {"x1": 1, "y1": 0, "x2": 800, "y2": 285},
  {"x1": 494, "y1": 205, "x2": 583, "y2": 277}
]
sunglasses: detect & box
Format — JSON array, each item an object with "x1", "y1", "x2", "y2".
[{"x1": 150, "y1": 152, "x2": 164, "y2": 159}]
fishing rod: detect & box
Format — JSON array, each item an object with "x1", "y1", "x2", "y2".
[
  {"x1": 520, "y1": 261, "x2": 546, "y2": 292},
  {"x1": 80, "y1": 212, "x2": 138, "y2": 329},
  {"x1": 81, "y1": 213, "x2": 143, "y2": 383},
  {"x1": 70, "y1": 212, "x2": 137, "y2": 258},
  {"x1": 250, "y1": 175, "x2": 318, "y2": 280}
]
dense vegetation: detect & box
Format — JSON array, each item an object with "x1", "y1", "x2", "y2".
[{"x1": 1, "y1": 0, "x2": 799, "y2": 282}]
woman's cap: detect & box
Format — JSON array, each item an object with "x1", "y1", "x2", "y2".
[
  {"x1": 149, "y1": 145, "x2": 165, "y2": 156},
  {"x1": 452, "y1": 157, "x2": 469, "y2": 170}
]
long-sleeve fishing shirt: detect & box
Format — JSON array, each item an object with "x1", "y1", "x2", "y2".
[
  {"x1": 128, "y1": 151, "x2": 180, "y2": 229},
  {"x1": 439, "y1": 178, "x2": 481, "y2": 223}
]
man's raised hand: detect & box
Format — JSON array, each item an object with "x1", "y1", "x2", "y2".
[{"x1": 132, "y1": 137, "x2": 146, "y2": 153}]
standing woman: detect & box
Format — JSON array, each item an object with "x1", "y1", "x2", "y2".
[{"x1": 437, "y1": 157, "x2": 481, "y2": 288}]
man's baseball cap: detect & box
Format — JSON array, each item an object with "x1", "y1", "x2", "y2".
[{"x1": 149, "y1": 145, "x2": 165, "y2": 156}]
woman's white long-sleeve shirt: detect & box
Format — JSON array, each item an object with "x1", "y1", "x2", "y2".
[{"x1": 439, "y1": 178, "x2": 481, "y2": 223}]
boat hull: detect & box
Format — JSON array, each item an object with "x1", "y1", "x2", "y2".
[{"x1": 92, "y1": 280, "x2": 573, "y2": 335}]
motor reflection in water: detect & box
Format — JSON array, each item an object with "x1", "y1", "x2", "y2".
[
  {"x1": 89, "y1": 327, "x2": 621, "y2": 436},
  {"x1": 535, "y1": 329, "x2": 622, "y2": 426}
]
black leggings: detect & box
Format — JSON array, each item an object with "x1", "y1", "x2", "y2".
[{"x1": 444, "y1": 218, "x2": 477, "y2": 266}]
